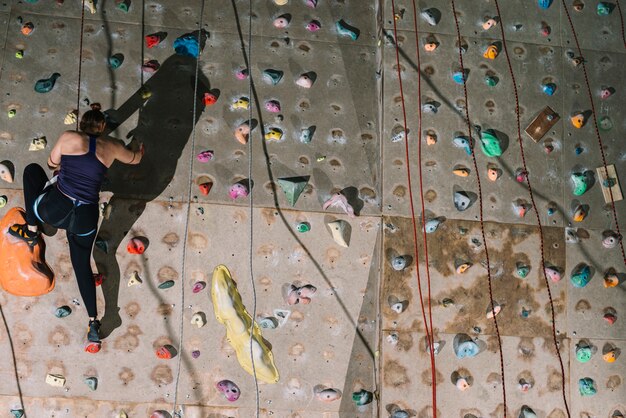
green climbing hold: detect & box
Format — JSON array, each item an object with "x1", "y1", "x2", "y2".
[
  {"x1": 10, "y1": 409, "x2": 24, "y2": 418},
  {"x1": 116, "y1": 0, "x2": 131, "y2": 12},
  {"x1": 571, "y1": 172, "x2": 590, "y2": 196},
  {"x1": 484, "y1": 75, "x2": 498, "y2": 86},
  {"x1": 516, "y1": 264, "x2": 530, "y2": 279},
  {"x1": 158, "y1": 280, "x2": 175, "y2": 289},
  {"x1": 480, "y1": 130, "x2": 503, "y2": 157},
  {"x1": 597, "y1": 2, "x2": 612, "y2": 15},
  {"x1": 296, "y1": 222, "x2": 310, "y2": 233},
  {"x1": 598, "y1": 116, "x2": 613, "y2": 131},
  {"x1": 352, "y1": 389, "x2": 373, "y2": 406},
  {"x1": 34, "y1": 73, "x2": 60, "y2": 93},
  {"x1": 277, "y1": 176, "x2": 310, "y2": 207},
  {"x1": 54, "y1": 306, "x2": 72, "y2": 318},
  {"x1": 571, "y1": 264, "x2": 591, "y2": 288},
  {"x1": 578, "y1": 377, "x2": 596, "y2": 395},
  {"x1": 84, "y1": 376, "x2": 98, "y2": 391},
  {"x1": 108, "y1": 53, "x2": 125, "y2": 69},
  {"x1": 576, "y1": 344, "x2": 592, "y2": 362}
]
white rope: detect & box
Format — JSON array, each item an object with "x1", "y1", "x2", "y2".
[
  {"x1": 246, "y1": 0, "x2": 261, "y2": 416},
  {"x1": 172, "y1": 1, "x2": 205, "y2": 416}
]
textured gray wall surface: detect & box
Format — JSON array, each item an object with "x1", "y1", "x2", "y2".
[{"x1": 0, "y1": 0, "x2": 624, "y2": 417}]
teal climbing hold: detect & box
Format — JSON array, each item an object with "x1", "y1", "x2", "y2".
[
  {"x1": 108, "y1": 53, "x2": 124, "y2": 69},
  {"x1": 336, "y1": 19, "x2": 360, "y2": 40},
  {"x1": 453, "y1": 136, "x2": 473, "y2": 155},
  {"x1": 578, "y1": 377, "x2": 596, "y2": 395},
  {"x1": 538, "y1": 0, "x2": 553, "y2": 8},
  {"x1": 277, "y1": 176, "x2": 309, "y2": 207},
  {"x1": 174, "y1": 32, "x2": 204, "y2": 57},
  {"x1": 10, "y1": 409, "x2": 24, "y2": 418},
  {"x1": 158, "y1": 280, "x2": 175, "y2": 289},
  {"x1": 263, "y1": 69, "x2": 283, "y2": 85},
  {"x1": 84, "y1": 377, "x2": 98, "y2": 391},
  {"x1": 571, "y1": 264, "x2": 591, "y2": 288},
  {"x1": 516, "y1": 264, "x2": 530, "y2": 279},
  {"x1": 34, "y1": 73, "x2": 60, "y2": 93},
  {"x1": 571, "y1": 172, "x2": 590, "y2": 195},
  {"x1": 116, "y1": 0, "x2": 131, "y2": 12},
  {"x1": 480, "y1": 130, "x2": 503, "y2": 157},
  {"x1": 484, "y1": 75, "x2": 498, "y2": 86},
  {"x1": 598, "y1": 116, "x2": 613, "y2": 131},
  {"x1": 597, "y1": 2, "x2": 612, "y2": 15},
  {"x1": 575, "y1": 344, "x2": 592, "y2": 363},
  {"x1": 54, "y1": 306, "x2": 71, "y2": 318},
  {"x1": 455, "y1": 339, "x2": 479, "y2": 358},
  {"x1": 351, "y1": 389, "x2": 373, "y2": 406}
]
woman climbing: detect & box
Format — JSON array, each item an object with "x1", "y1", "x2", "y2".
[{"x1": 7, "y1": 103, "x2": 144, "y2": 350}]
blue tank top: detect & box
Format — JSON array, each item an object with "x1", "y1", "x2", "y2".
[{"x1": 57, "y1": 135, "x2": 107, "y2": 204}]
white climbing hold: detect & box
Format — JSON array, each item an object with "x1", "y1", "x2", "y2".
[
  {"x1": 425, "y1": 218, "x2": 442, "y2": 233},
  {"x1": 127, "y1": 271, "x2": 142, "y2": 287},
  {"x1": 327, "y1": 220, "x2": 351, "y2": 247},
  {"x1": 0, "y1": 162, "x2": 13, "y2": 183},
  {"x1": 191, "y1": 312, "x2": 207, "y2": 328},
  {"x1": 45, "y1": 373, "x2": 66, "y2": 387}
]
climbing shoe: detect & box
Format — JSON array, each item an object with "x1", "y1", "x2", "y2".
[
  {"x1": 87, "y1": 319, "x2": 101, "y2": 343},
  {"x1": 8, "y1": 223, "x2": 39, "y2": 247}
]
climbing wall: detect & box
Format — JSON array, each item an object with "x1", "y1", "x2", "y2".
[{"x1": 0, "y1": 0, "x2": 624, "y2": 418}]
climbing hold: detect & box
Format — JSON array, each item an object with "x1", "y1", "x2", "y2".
[
  {"x1": 515, "y1": 168, "x2": 528, "y2": 183},
  {"x1": 576, "y1": 343, "x2": 592, "y2": 362},
  {"x1": 483, "y1": 44, "x2": 499, "y2": 60},
  {"x1": 391, "y1": 410, "x2": 410, "y2": 418},
  {"x1": 423, "y1": 102, "x2": 438, "y2": 113},
  {"x1": 116, "y1": 0, "x2": 131, "y2": 12},
  {"x1": 391, "y1": 256, "x2": 407, "y2": 271},
  {"x1": 264, "y1": 127, "x2": 283, "y2": 142},
  {"x1": 93, "y1": 273, "x2": 104, "y2": 287},
  {"x1": 21, "y1": 22, "x2": 34, "y2": 36},
  {"x1": 145, "y1": 32, "x2": 166, "y2": 48},
  {"x1": 216, "y1": 380, "x2": 240, "y2": 402},
  {"x1": 196, "y1": 150, "x2": 213, "y2": 163},
  {"x1": 513, "y1": 201, "x2": 531, "y2": 218},
  {"x1": 198, "y1": 181, "x2": 213, "y2": 196},
  {"x1": 273, "y1": 15, "x2": 290, "y2": 29},
  {"x1": 485, "y1": 75, "x2": 498, "y2": 86},
  {"x1": 487, "y1": 167, "x2": 501, "y2": 181},
  {"x1": 542, "y1": 82, "x2": 557, "y2": 96},
  {"x1": 323, "y1": 193, "x2": 355, "y2": 217},
  {"x1": 597, "y1": 2, "x2": 613, "y2": 15},
  {"x1": 571, "y1": 264, "x2": 591, "y2": 288},
  {"x1": 482, "y1": 18, "x2": 498, "y2": 30},
  {"x1": 600, "y1": 87, "x2": 613, "y2": 99},
  {"x1": 158, "y1": 280, "x2": 175, "y2": 289},
  {"x1": 540, "y1": 22, "x2": 551, "y2": 36},
  {"x1": 156, "y1": 345, "x2": 176, "y2": 359},
  {"x1": 8, "y1": 108, "x2": 16, "y2": 118},
  {"x1": 140, "y1": 86, "x2": 152, "y2": 99},
  {"x1": 578, "y1": 378, "x2": 596, "y2": 395},
  {"x1": 519, "y1": 406, "x2": 538, "y2": 418},
  {"x1": 277, "y1": 176, "x2": 309, "y2": 207},
  {"x1": 516, "y1": 264, "x2": 531, "y2": 279},
  {"x1": 0, "y1": 196, "x2": 7, "y2": 208},
  {"x1": 0, "y1": 163, "x2": 13, "y2": 183},
  {"x1": 296, "y1": 72, "x2": 315, "y2": 88},
  {"x1": 598, "y1": 116, "x2": 613, "y2": 131},
  {"x1": 203, "y1": 92, "x2": 218, "y2": 106},
  {"x1": 191, "y1": 312, "x2": 207, "y2": 328},
  {"x1": 573, "y1": 204, "x2": 587, "y2": 222},
  {"x1": 54, "y1": 305, "x2": 71, "y2": 318},
  {"x1": 29, "y1": 136, "x2": 47, "y2": 151},
  {"x1": 480, "y1": 130, "x2": 503, "y2": 157},
  {"x1": 300, "y1": 127, "x2": 314, "y2": 143},
  {"x1": 327, "y1": 220, "x2": 351, "y2": 247},
  {"x1": 296, "y1": 222, "x2": 310, "y2": 233},
  {"x1": 229, "y1": 183, "x2": 249, "y2": 200},
  {"x1": 234, "y1": 121, "x2": 251, "y2": 144},
  {"x1": 390, "y1": 300, "x2": 405, "y2": 313},
  {"x1": 141, "y1": 59, "x2": 160, "y2": 73},
  {"x1": 174, "y1": 32, "x2": 203, "y2": 57},
  {"x1": 486, "y1": 302, "x2": 502, "y2": 319},
  {"x1": 235, "y1": 68, "x2": 248, "y2": 80},
  {"x1": 390, "y1": 126, "x2": 408, "y2": 143},
  {"x1": 10, "y1": 410, "x2": 24, "y2": 418},
  {"x1": 306, "y1": 0, "x2": 318, "y2": 7},
  {"x1": 34, "y1": 73, "x2": 61, "y2": 93},
  {"x1": 127, "y1": 271, "x2": 142, "y2": 287},
  {"x1": 232, "y1": 97, "x2": 250, "y2": 110},
  {"x1": 108, "y1": 53, "x2": 124, "y2": 69},
  {"x1": 352, "y1": 389, "x2": 373, "y2": 406},
  {"x1": 538, "y1": 0, "x2": 553, "y2": 8},
  {"x1": 84, "y1": 376, "x2": 98, "y2": 391},
  {"x1": 425, "y1": 132, "x2": 437, "y2": 145},
  {"x1": 336, "y1": 19, "x2": 359, "y2": 40},
  {"x1": 455, "y1": 261, "x2": 472, "y2": 274},
  {"x1": 454, "y1": 375, "x2": 470, "y2": 391},
  {"x1": 63, "y1": 109, "x2": 78, "y2": 125},
  {"x1": 191, "y1": 350, "x2": 201, "y2": 359},
  {"x1": 604, "y1": 269, "x2": 619, "y2": 288},
  {"x1": 545, "y1": 266, "x2": 561, "y2": 282},
  {"x1": 306, "y1": 20, "x2": 321, "y2": 32},
  {"x1": 453, "y1": 167, "x2": 470, "y2": 177},
  {"x1": 454, "y1": 336, "x2": 479, "y2": 358},
  {"x1": 604, "y1": 310, "x2": 617, "y2": 324},
  {"x1": 259, "y1": 317, "x2": 278, "y2": 329},
  {"x1": 265, "y1": 100, "x2": 281, "y2": 113},
  {"x1": 571, "y1": 172, "x2": 592, "y2": 195},
  {"x1": 454, "y1": 191, "x2": 473, "y2": 211},
  {"x1": 15, "y1": 50, "x2": 24, "y2": 59},
  {"x1": 273, "y1": 0, "x2": 288, "y2": 4},
  {"x1": 212, "y1": 265, "x2": 280, "y2": 383},
  {"x1": 570, "y1": 113, "x2": 586, "y2": 129},
  {"x1": 420, "y1": 8, "x2": 439, "y2": 25},
  {"x1": 602, "y1": 232, "x2": 620, "y2": 248},
  {"x1": 453, "y1": 136, "x2": 473, "y2": 155},
  {"x1": 127, "y1": 237, "x2": 146, "y2": 254},
  {"x1": 192, "y1": 281, "x2": 206, "y2": 293},
  {"x1": 45, "y1": 373, "x2": 66, "y2": 387},
  {"x1": 424, "y1": 41, "x2": 439, "y2": 51},
  {"x1": 452, "y1": 69, "x2": 468, "y2": 84},
  {"x1": 83, "y1": 0, "x2": 96, "y2": 13},
  {"x1": 150, "y1": 411, "x2": 172, "y2": 418},
  {"x1": 425, "y1": 218, "x2": 442, "y2": 233},
  {"x1": 263, "y1": 69, "x2": 283, "y2": 85},
  {"x1": 315, "y1": 387, "x2": 342, "y2": 402},
  {"x1": 603, "y1": 348, "x2": 618, "y2": 362}
]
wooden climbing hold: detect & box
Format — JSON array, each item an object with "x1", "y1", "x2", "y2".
[
  {"x1": 596, "y1": 164, "x2": 623, "y2": 203},
  {"x1": 525, "y1": 106, "x2": 559, "y2": 142}
]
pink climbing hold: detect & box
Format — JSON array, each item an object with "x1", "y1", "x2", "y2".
[
  {"x1": 515, "y1": 168, "x2": 528, "y2": 183},
  {"x1": 322, "y1": 193, "x2": 355, "y2": 218},
  {"x1": 296, "y1": 73, "x2": 314, "y2": 88},
  {"x1": 197, "y1": 150, "x2": 214, "y2": 162},
  {"x1": 235, "y1": 68, "x2": 248, "y2": 80},
  {"x1": 273, "y1": 15, "x2": 290, "y2": 29},
  {"x1": 192, "y1": 281, "x2": 206, "y2": 293},
  {"x1": 216, "y1": 380, "x2": 241, "y2": 402},
  {"x1": 150, "y1": 411, "x2": 171, "y2": 418},
  {"x1": 545, "y1": 266, "x2": 561, "y2": 282},
  {"x1": 141, "y1": 59, "x2": 160, "y2": 73},
  {"x1": 306, "y1": 0, "x2": 318, "y2": 7},
  {"x1": 306, "y1": 20, "x2": 321, "y2": 32},
  {"x1": 265, "y1": 100, "x2": 281, "y2": 113},
  {"x1": 229, "y1": 183, "x2": 249, "y2": 200},
  {"x1": 600, "y1": 87, "x2": 613, "y2": 99}
]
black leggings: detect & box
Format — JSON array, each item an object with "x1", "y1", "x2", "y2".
[{"x1": 23, "y1": 163, "x2": 99, "y2": 318}]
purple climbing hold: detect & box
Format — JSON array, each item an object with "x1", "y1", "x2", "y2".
[
  {"x1": 265, "y1": 100, "x2": 281, "y2": 113},
  {"x1": 191, "y1": 350, "x2": 201, "y2": 359},
  {"x1": 216, "y1": 380, "x2": 241, "y2": 402},
  {"x1": 196, "y1": 150, "x2": 214, "y2": 162}
]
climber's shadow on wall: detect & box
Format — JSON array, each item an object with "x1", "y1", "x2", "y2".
[{"x1": 95, "y1": 31, "x2": 211, "y2": 338}]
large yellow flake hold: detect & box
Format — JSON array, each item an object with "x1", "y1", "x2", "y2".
[{"x1": 211, "y1": 265, "x2": 279, "y2": 384}]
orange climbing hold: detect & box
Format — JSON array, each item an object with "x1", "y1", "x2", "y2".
[
  {"x1": 198, "y1": 182, "x2": 212, "y2": 196},
  {"x1": 0, "y1": 207, "x2": 54, "y2": 296},
  {"x1": 126, "y1": 237, "x2": 146, "y2": 254},
  {"x1": 483, "y1": 44, "x2": 499, "y2": 59},
  {"x1": 156, "y1": 345, "x2": 175, "y2": 359},
  {"x1": 424, "y1": 42, "x2": 438, "y2": 52},
  {"x1": 84, "y1": 341, "x2": 101, "y2": 353},
  {"x1": 570, "y1": 113, "x2": 585, "y2": 129}
]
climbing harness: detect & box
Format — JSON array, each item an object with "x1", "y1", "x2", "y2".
[
  {"x1": 493, "y1": 0, "x2": 570, "y2": 415},
  {"x1": 450, "y1": 1, "x2": 507, "y2": 415},
  {"x1": 561, "y1": 0, "x2": 626, "y2": 267},
  {"x1": 171, "y1": 1, "x2": 206, "y2": 416},
  {"x1": 390, "y1": 1, "x2": 437, "y2": 414}
]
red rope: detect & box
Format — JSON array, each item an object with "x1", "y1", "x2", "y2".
[
  {"x1": 493, "y1": 0, "x2": 571, "y2": 416},
  {"x1": 76, "y1": 0, "x2": 86, "y2": 131},
  {"x1": 390, "y1": 2, "x2": 437, "y2": 415},
  {"x1": 616, "y1": 0, "x2": 626, "y2": 49},
  {"x1": 561, "y1": 0, "x2": 626, "y2": 266},
  {"x1": 449, "y1": 2, "x2": 507, "y2": 415}
]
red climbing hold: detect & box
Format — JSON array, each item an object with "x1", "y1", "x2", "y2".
[
  {"x1": 93, "y1": 273, "x2": 104, "y2": 287},
  {"x1": 203, "y1": 92, "x2": 217, "y2": 106},
  {"x1": 126, "y1": 237, "x2": 146, "y2": 255},
  {"x1": 84, "y1": 341, "x2": 102, "y2": 353},
  {"x1": 156, "y1": 345, "x2": 175, "y2": 359},
  {"x1": 604, "y1": 312, "x2": 617, "y2": 325},
  {"x1": 145, "y1": 32, "x2": 166, "y2": 48},
  {"x1": 198, "y1": 182, "x2": 212, "y2": 196}
]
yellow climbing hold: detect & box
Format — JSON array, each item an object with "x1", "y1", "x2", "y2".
[
  {"x1": 456, "y1": 262, "x2": 472, "y2": 274},
  {"x1": 264, "y1": 128, "x2": 283, "y2": 141},
  {"x1": 483, "y1": 44, "x2": 499, "y2": 59},
  {"x1": 232, "y1": 97, "x2": 250, "y2": 110},
  {"x1": 211, "y1": 265, "x2": 279, "y2": 384}
]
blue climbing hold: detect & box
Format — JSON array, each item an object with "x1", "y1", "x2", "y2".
[
  {"x1": 455, "y1": 339, "x2": 479, "y2": 358},
  {"x1": 578, "y1": 377, "x2": 597, "y2": 395},
  {"x1": 538, "y1": 0, "x2": 553, "y2": 8},
  {"x1": 34, "y1": 73, "x2": 60, "y2": 93},
  {"x1": 453, "y1": 136, "x2": 473, "y2": 155},
  {"x1": 542, "y1": 82, "x2": 557, "y2": 96},
  {"x1": 571, "y1": 264, "x2": 591, "y2": 288},
  {"x1": 174, "y1": 34, "x2": 200, "y2": 57},
  {"x1": 452, "y1": 70, "x2": 468, "y2": 84}
]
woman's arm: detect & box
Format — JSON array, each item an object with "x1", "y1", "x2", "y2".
[
  {"x1": 47, "y1": 132, "x2": 67, "y2": 170},
  {"x1": 113, "y1": 138, "x2": 144, "y2": 165}
]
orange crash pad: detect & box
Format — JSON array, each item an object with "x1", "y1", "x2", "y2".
[{"x1": 0, "y1": 207, "x2": 54, "y2": 296}]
